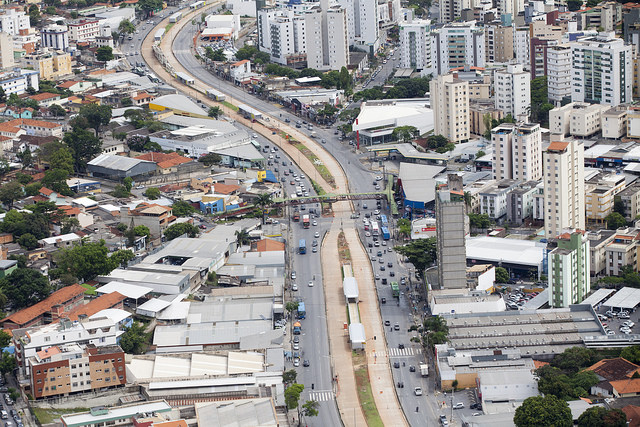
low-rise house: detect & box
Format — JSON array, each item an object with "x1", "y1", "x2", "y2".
[
  {"x1": 5, "y1": 118, "x2": 63, "y2": 138},
  {"x1": 28, "y1": 92, "x2": 64, "y2": 107},
  {"x1": 134, "y1": 152, "x2": 193, "y2": 174},
  {"x1": 119, "y1": 203, "x2": 175, "y2": 238},
  {"x1": 1, "y1": 284, "x2": 85, "y2": 330}
]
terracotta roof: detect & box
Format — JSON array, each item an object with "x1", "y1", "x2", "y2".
[
  {"x1": 28, "y1": 93, "x2": 60, "y2": 102},
  {"x1": 623, "y1": 405, "x2": 640, "y2": 427},
  {"x1": 154, "y1": 421, "x2": 188, "y2": 427},
  {"x1": 39, "y1": 187, "x2": 54, "y2": 196},
  {"x1": 36, "y1": 345, "x2": 61, "y2": 361},
  {"x1": 0, "y1": 136, "x2": 11, "y2": 142},
  {"x1": 135, "y1": 152, "x2": 191, "y2": 169},
  {"x1": 0, "y1": 123, "x2": 21, "y2": 134},
  {"x1": 548, "y1": 141, "x2": 570, "y2": 152},
  {"x1": 31, "y1": 172, "x2": 45, "y2": 181},
  {"x1": 587, "y1": 358, "x2": 640, "y2": 381},
  {"x1": 87, "y1": 69, "x2": 115, "y2": 77},
  {"x1": 65, "y1": 292, "x2": 126, "y2": 321},
  {"x1": 132, "y1": 92, "x2": 153, "y2": 101},
  {"x1": 57, "y1": 81, "x2": 80, "y2": 89},
  {"x1": 7, "y1": 118, "x2": 62, "y2": 129},
  {"x1": 213, "y1": 183, "x2": 240, "y2": 195},
  {"x1": 533, "y1": 360, "x2": 549, "y2": 369},
  {"x1": 59, "y1": 205, "x2": 81, "y2": 216},
  {"x1": 231, "y1": 59, "x2": 250, "y2": 67},
  {"x1": 255, "y1": 239, "x2": 285, "y2": 252},
  {"x1": 611, "y1": 378, "x2": 640, "y2": 394},
  {"x1": 1, "y1": 284, "x2": 85, "y2": 327}
]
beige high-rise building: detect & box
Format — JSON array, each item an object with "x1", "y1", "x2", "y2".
[
  {"x1": 485, "y1": 24, "x2": 514, "y2": 63},
  {"x1": 0, "y1": 32, "x2": 14, "y2": 70},
  {"x1": 430, "y1": 74, "x2": 470, "y2": 143},
  {"x1": 21, "y1": 50, "x2": 71, "y2": 80},
  {"x1": 491, "y1": 122, "x2": 542, "y2": 181},
  {"x1": 439, "y1": 0, "x2": 470, "y2": 24},
  {"x1": 544, "y1": 139, "x2": 585, "y2": 239}
]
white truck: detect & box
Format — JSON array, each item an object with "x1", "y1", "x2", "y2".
[
  {"x1": 420, "y1": 364, "x2": 429, "y2": 376},
  {"x1": 296, "y1": 186, "x2": 302, "y2": 196}
]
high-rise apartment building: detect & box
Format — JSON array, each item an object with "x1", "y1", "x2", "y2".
[
  {"x1": 0, "y1": 8, "x2": 30, "y2": 36},
  {"x1": 430, "y1": 23, "x2": 485, "y2": 75},
  {"x1": 571, "y1": 32, "x2": 632, "y2": 106},
  {"x1": 544, "y1": 139, "x2": 585, "y2": 239},
  {"x1": 399, "y1": 18, "x2": 431, "y2": 71},
  {"x1": 257, "y1": 9, "x2": 307, "y2": 66},
  {"x1": 430, "y1": 74, "x2": 470, "y2": 143},
  {"x1": 41, "y1": 25, "x2": 69, "y2": 51},
  {"x1": 547, "y1": 44, "x2": 572, "y2": 104},
  {"x1": 0, "y1": 32, "x2": 14, "y2": 70},
  {"x1": 548, "y1": 231, "x2": 590, "y2": 308},
  {"x1": 485, "y1": 24, "x2": 514, "y2": 63},
  {"x1": 494, "y1": 63, "x2": 530, "y2": 121},
  {"x1": 439, "y1": 0, "x2": 470, "y2": 24},
  {"x1": 436, "y1": 175, "x2": 469, "y2": 289},
  {"x1": 514, "y1": 26, "x2": 530, "y2": 66},
  {"x1": 491, "y1": 122, "x2": 542, "y2": 181},
  {"x1": 497, "y1": 0, "x2": 524, "y2": 19},
  {"x1": 337, "y1": 0, "x2": 379, "y2": 53}
]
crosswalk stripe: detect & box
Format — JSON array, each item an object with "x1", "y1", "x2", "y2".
[
  {"x1": 370, "y1": 347, "x2": 417, "y2": 358},
  {"x1": 309, "y1": 391, "x2": 334, "y2": 402}
]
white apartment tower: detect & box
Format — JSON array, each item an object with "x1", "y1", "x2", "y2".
[
  {"x1": 491, "y1": 122, "x2": 542, "y2": 181},
  {"x1": 337, "y1": 0, "x2": 379, "y2": 53},
  {"x1": 514, "y1": 26, "x2": 530, "y2": 66},
  {"x1": 494, "y1": 63, "x2": 531, "y2": 121},
  {"x1": 439, "y1": 0, "x2": 470, "y2": 24},
  {"x1": 399, "y1": 18, "x2": 431, "y2": 71},
  {"x1": 257, "y1": 9, "x2": 307, "y2": 66},
  {"x1": 430, "y1": 74, "x2": 470, "y2": 143},
  {"x1": 304, "y1": 4, "x2": 348, "y2": 70},
  {"x1": 430, "y1": 23, "x2": 485, "y2": 76},
  {"x1": 497, "y1": 0, "x2": 524, "y2": 19},
  {"x1": 571, "y1": 32, "x2": 632, "y2": 106},
  {"x1": 547, "y1": 44, "x2": 572, "y2": 104},
  {"x1": 543, "y1": 140, "x2": 585, "y2": 239},
  {"x1": 41, "y1": 25, "x2": 69, "y2": 51},
  {"x1": 0, "y1": 9, "x2": 30, "y2": 36}
]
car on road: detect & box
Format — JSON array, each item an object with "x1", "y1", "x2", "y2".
[
  {"x1": 293, "y1": 358, "x2": 300, "y2": 367},
  {"x1": 314, "y1": 232, "x2": 320, "y2": 238},
  {"x1": 393, "y1": 362, "x2": 400, "y2": 368},
  {"x1": 312, "y1": 220, "x2": 318, "y2": 226},
  {"x1": 291, "y1": 271, "x2": 296, "y2": 279},
  {"x1": 453, "y1": 403, "x2": 465, "y2": 409},
  {"x1": 440, "y1": 415, "x2": 449, "y2": 426},
  {"x1": 374, "y1": 209, "x2": 380, "y2": 215},
  {"x1": 312, "y1": 240, "x2": 318, "y2": 247},
  {"x1": 394, "y1": 324, "x2": 400, "y2": 331},
  {"x1": 375, "y1": 176, "x2": 382, "y2": 181},
  {"x1": 292, "y1": 283, "x2": 298, "y2": 291},
  {"x1": 365, "y1": 232, "x2": 371, "y2": 237},
  {"x1": 312, "y1": 246, "x2": 317, "y2": 253},
  {"x1": 293, "y1": 342, "x2": 299, "y2": 350},
  {"x1": 303, "y1": 360, "x2": 310, "y2": 367},
  {"x1": 308, "y1": 280, "x2": 314, "y2": 287},
  {"x1": 381, "y1": 297, "x2": 386, "y2": 304},
  {"x1": 384, "y1": 320, "x2": 390, "y2": 326},
  {"x1": 409, "y1": 365, "x2": 416, "y2": 372},
  {"x1": 321, "y1": 139, "x2": 326, "y2": 144},
  {"x1": 414, "y1": 387, "x2": 423, "y2": 396}
]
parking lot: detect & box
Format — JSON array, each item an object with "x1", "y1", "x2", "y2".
[{"x1": 598, "y1": 307, "x2": 638, "y2": 335}]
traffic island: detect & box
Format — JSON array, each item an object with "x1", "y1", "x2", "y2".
[{"x1": 353, "y1": 351, "x2": 384, "y2": 427}]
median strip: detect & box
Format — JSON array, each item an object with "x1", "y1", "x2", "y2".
[
  {"x1": 292, "y1": 142, "x2": 336, "y2": 189},
  {"x1": 353, "y1": 351, "x2": 384, "y2": 427}
]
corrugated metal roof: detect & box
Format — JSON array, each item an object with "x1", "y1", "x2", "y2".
[{"x1": 88, "y1": 154, "x2": 155, "y2": 172}]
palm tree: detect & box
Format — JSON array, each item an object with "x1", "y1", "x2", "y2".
[
  {"x1": 255, "y1": 193, "x2": 273, "y2": 208},
  {"x1": 235, "y1": 229, "x2": 251, "y2": 246}
]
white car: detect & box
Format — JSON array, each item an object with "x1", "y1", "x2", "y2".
[
  {"x1": 314, "y1": 232, "x2": 320, "y2": 238},
  {"x1": 292, "y1": 283, "x2": 298, "y2": 291},
  {"x1": 375, "y1": 176, "x2": 382, "y2": 181},
  {"x1": 308, "y1": 280, "x2": 314, "y2": 287},
  {"x1": 453, "y1": 403, "x2": 464, "y2": 410},
  {"x1": 365, "y1": 232, "x2": 371, "y2": 237},
  {"x1": 414, "y1": 387, "x2": 423, "y2": 396},
  {"x1": 312, "y1": 221, "x2": 318, "y2": 226}
]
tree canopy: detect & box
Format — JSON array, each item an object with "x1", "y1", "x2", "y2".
[
  {"x1": 119, "y1": 321, "x2": 149, "y2": 354},
  {"x1": 392, "y1": 126, "x2": 419, "y2": 143},
  {"x1": 284, "y1": 383, "x2": 304, "y2": 410},
  {"x1": 514, "y1": 395, "x2": 572, "y2": 427},
  {"x1": 0, "y1": 268, "x2": 51, "y2": 309},
  {"x1": 52, "y1": 240, "x2": 133, "y2": 282},
  {"x1": 393, "y1": 238, "x2": 437, "y2": 276},
  {"x1": 577, "y1": 407, "x2": 626, "y2": 427},
  {"x1": 164, "y1": 223, "x2": 199, "y2": 240},
  {"x1": 96, "y1": 46, "x2": 114, "y2": 62},
  {"x1": 63, "y1": 127, "x2": 102, "y2": 172},
  {"x1": 172, "y1": 200, "x2": 196, "y2": 217},
  {"x1": 77, "y1": 104, "x2": 112, "y2": 136},
  {"x1": 606, "y1": 212, "x2": 627, "y2": 230}
]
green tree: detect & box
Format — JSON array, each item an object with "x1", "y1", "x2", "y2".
[
  {"x1": 0, "y1": 159, "x2": 9, "y2": 176},
  {"x1": 495, "y1": 266, "x2": 509, "y2": 283},
  {"x1": 52, "y1": 240, "x2": 126, "y2": 282},
  {"x1": 48, "y1": 104, "x2": 67, "y2": 117},
  {"x1": 164, "y1": 223, "x2": 199, "y2": 240},
  {"x1": 422, "y1": 315, "x2": 449, "y2": 349},
  {"x1": 119, "y1": 322, "x2": 148, "y2": 354},
  {"x1": 63, "y1": 127, "x2": 102, "y2": 172},
  {"x1": 145, "y1": 187, "x2": 161, "y2": 200},
  {"x1": 0, "y1": 87, "x2": 5, "y2": 104},
  {"x1": 96, "y1": 46, "x2": 114, "y2": 62},
  {"x1": 235, "y1": 44, "x2": 259, "y2": 61},
  {"x1": 397, "y1": 218, "x2": 411, "y2": 239},
  {"x1": 123, "y1": 177, "x2": 133, "y2": 192},
  {"x1": 126, "y1": 134, "x2": 162, "y2": 151},
  {"x1": 28, "y1": 4, "x2": 40, "y2": 26},
  {"x1": 118, "y1": 18, "x2": 135, "y2": 34},
  {"x1": 567, "y1": 0, "x2": 582, "y2": 10},
  {"x1": 283, "y1": 369, "x2": 297, "y2": 384},
  {"x1": 172, "y1": 200, "x2": 195, "y2": 217},
  {"x1": 426, "y1": 134, "x2": 450, "y2": 151},
  {"x1": 17, "y1": 149, "x2": 32, "y2": 168},
  {"x1": 133, "y1": 225, "x2": 150, "y2": 237},
  {"x1": 514, "y1": 395, "x2": 572, "y2": 427},
  {"x1": 621, "y1": 345, "x2": 640, "y2": 364},
  {"x1": 284, "y1": 383, "x2": 304, "y2": 410},
  {"x1": 255, "y1": 193, "x2": 273, "y2": 208},
  {"x1": 235, "y1": 229, "x2": 251, "y2": 246},
  {"x1": 0, "y1": 268, "x2": 51, "y2": 309},
  {"x1": 15, "y1": 173, "x2": 32, "y2": 185},
  {"x1": 111, "y1": 185, "x2": 130, "y2": 198},
  {"x1": 578, "y1": 407, "x2": 626, "y2": 427},
  {"x1": 468, "y1": 213, "x2": 491, "y2": 229},
  {"x1": 77, "y1": 104, "x2": 112, "y2": 136},
  {"x1": 61, "y1": 217, "x2": 80, "y2": 234},
  {"x1": 204, "y1": 46, "x2": 226, "y2": 61},
  {"x1": 392, "y1": 126, "x2": 419, "y2": 143},
  {"x1": 121, "y1": 98, "x2": 132, "y2": 107},
  {"x1": 0, "y1": 353, "x2": 15, "y2": 375},
  {"x1": 393, "y1": 238, "x2": 437, "y2": 276},
  {"x1": 198, "y1": 153, "x2": 222, "y2": 166},
  {"x1": 137, "y1": 0, "x2": 163, "y2": 17},
  {"x1": 285, "y1": 301, "x2": 299, "y2": 314},
  {"x1": 17, "y1": 233, "x2": 38, "y2": 250},
  {"x1": 606, "y1": 212, "x2": 627, "y2": 230},
  {"x1": 552, "y1": 347, "x2": 598, "y2": 374},
  {"x1": 0, "y1": 181, "x2": 23, "y2": 209},
  {"x1": 24, "y1": 183, "x2": 40, "y2": 197},
  {"x1": 0, "y1": 331, "x2": 11, "y2": 349},
  {"x1": 47, "y1": 145, "x2": 74, "y2": 174},
  {"x1": 41, "y1": 168, "x2": 72, "y2": 196},
  {"x1": 301, "y1": 400, "x2": 319, "y2": 419},
  {"x1": 208, "y1": 106, "x2": 222, "y2": 118}
]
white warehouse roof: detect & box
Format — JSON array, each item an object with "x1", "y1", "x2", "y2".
[
  {"x1": 602, "y1": 287, "x2": 640, "y2": 310},
  {"x1": 466, "y1": 237, "x2": 546, "y2": 268}
]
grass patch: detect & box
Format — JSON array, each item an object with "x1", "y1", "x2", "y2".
[
  {"x1": 292, "y1": 143, "x2": 336, "y2": 189},
  {"x1": 80, "y1": 283, "x2": 96, "y2": 295},
  {"x1": 32, "y1": 407, "x2": 90, "y2": 424},
  {"x1": 338, "y1": 231, "x2": 351, "y2": 264},
  {"x1": 353, "y1": 352, "x2": 384, "y2": 427},
  {"x1": 222, "y1": 100, "x2": 239, "y2": 111},
  {"x1": 346, "y1": 305, "x2": 351, "y2": 324},
  {"x1": 310, "y1": 179, "x2": 326, "y2": 196},
  {"x1": 165, "y1": 23, "x2": 174, "y2": 32}
]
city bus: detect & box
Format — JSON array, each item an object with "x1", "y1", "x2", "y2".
[
  {"x1": 297, "y1": 301, "x2": 306, "y2": 319},
  {"x1": 299, "y1": 239, "x2": 306, "y2": 254},
  {"x1": 371, "y1": 221, "x2": 380, "y2": 237},
  {"x1": 380, "y1": 214, "x2": 388, "y2": 227},
  {"x1": 381, "y1": 226, "x2": 390, "y2": 240},
  {"x1": 391, "y1": 282, "x2": 400, "y2": 298}
]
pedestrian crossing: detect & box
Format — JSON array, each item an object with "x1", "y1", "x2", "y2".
[
  {"x1": 309, "y1": 390, "x2": 334, "y2": 402},
  {"x1": 370, "y1": 347, "x2": 417, "y2": 358}
]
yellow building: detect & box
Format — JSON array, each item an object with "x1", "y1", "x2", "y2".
[
  {"x1": 585, "y1": 173, "x2": 626, "y2": 224},
  {"x1": 22, "y1": 50, "x2": 72, "y2": 80}
]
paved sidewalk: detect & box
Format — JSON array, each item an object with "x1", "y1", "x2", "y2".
[
  {"x1": 321, "y1": 222, "x2": 367, "y2": 427},
  {"x1": 142, "y1": 12, "x2": 405, "y2": 426}
]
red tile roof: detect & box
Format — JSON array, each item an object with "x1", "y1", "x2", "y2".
[
  {"x1": 6, "y1": 118, "x2": 62, "y2": 129},
  {"x1": 623, "y1": 405, "x2": 640, "y2": 427},
  {"x1": 548, "y1": 141, "x2": 570, "y2": 151},
  {"x1": 255, "y1": 239, "x2": 285, "y2": 252},
  {"x1": 587, "y1": 358, "x2": 640, "y2": 381},
  {"x1": 1, "y1": 284, "x2": 85, "y2": 327},
  {"x1": 36, "y1": 345, "x2": 61, "y2": 361},
  {"x1": 65, "y1": 292, "x2": 126, "y2": 321},
  {"x1": 28, "y1": 93, "x2": 60, "y2": 102},
  {"x1": 57, "y1": 81, "x2": 80, "y2": 89},
  {"x1": 135, "y1": 152, "x2": 192, "y2": 169},
  {"x1": 231, "y1": 59, "x2": 250, "y2": 67},
  {"x1": 610, "y1": 378, "x2": 640, "y2": 394},
  {"x1": 213, "y1": 183, "x2": 240, "y2": 195},
  {"x1": 39, "y1": 187, "x2": 54, "y2": 196}
]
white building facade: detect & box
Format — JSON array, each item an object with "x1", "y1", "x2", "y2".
[
  {"x1": 0, "y1": 9, "x2": 30, "y2": 36},
  {"x1": 547, "y1": 44, "x2": 572, "y2": 104},
  {"x1": 494, "y1": 63, "x2": 531, "y2": 121},
  {"x1": 399, "y1": 19, "x2": 431, "y2": 71},
  {"x1": 430, "y1": 23, "x2": 485, "y2": 76},
  {"x1": 491, "y1": 122, "x2": 542, "y2": 181},
  {"x1": 430, "y1": 74, "x2": 470, "y2": 143}
]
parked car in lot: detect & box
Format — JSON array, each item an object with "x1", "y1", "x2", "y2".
[{"x1": 453, "y1": 403, "x2": 464, "y2": 409}]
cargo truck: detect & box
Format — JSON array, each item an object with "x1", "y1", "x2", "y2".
[
  {"x1": 420, "y1": 364, "x2": 429, "y2": 376},
  {"x1": 303, "y1": 215, "x2": 310, "y2": 228}
]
